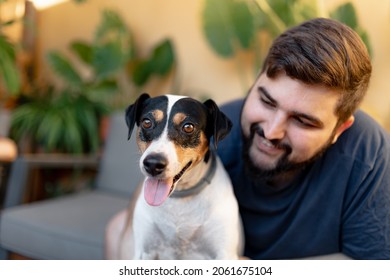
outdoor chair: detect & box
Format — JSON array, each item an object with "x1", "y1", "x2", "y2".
[{"x1": 0, "y1": 112, "x2": 142, "y2": 259}]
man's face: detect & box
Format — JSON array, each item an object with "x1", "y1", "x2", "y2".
[{"x1": 241, "y1": 72, "x2": 354, "y2": 178}]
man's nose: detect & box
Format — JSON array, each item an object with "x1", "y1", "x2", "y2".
[{"x1": 263, "y1": 112, "x2": 287, "y2": 140}]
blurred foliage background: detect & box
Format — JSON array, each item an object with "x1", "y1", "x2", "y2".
[
  {"x1": 202, "y1": 0, "x2": 372, "y2": 92},
  {"x1": 1, "y1": 0, "x2": 389, "y2": 155}
]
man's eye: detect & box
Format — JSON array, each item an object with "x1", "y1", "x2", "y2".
[
  {"x1": 261, "y1": 97, "x2": 275, "y2": 108},
  {"x1": 294, "y1": 117, "x2": 316, "y2": 128},
  {"x1": 141, "y1": 118, "x2": 153, "y2": 129}
]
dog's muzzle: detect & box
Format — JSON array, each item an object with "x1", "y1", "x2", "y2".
[
  {"x1": 143, "y1": 154, "x2": 167, "y2": 176},
  {"x1": 142, "y1": 153, "x2": 192, "y2": 206}
]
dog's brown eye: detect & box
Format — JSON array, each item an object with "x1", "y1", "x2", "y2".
[
  {"x1": 142, "y1": 118, "x2": 152, "y2": 129},
  {"x1": 182, "y1": 123, "x2": 194, "y2": 134}
]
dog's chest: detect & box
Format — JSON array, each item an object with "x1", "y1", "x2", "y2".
[
  {"x1": 134, "y1": 196, "x2": 220, "y2": 259},
  {"x1": 146, "y1": 197, "x2": 212, "y2": 239}
]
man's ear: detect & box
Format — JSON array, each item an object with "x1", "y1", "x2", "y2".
[
  {"x1": 125, "y1": 93, "x2": 150, "y2": 140},
  {"x1": 203, "y1": 99, "x2": 232, "y2": 149},
  {"x1": 332, "y1": 115, "x2": 355, "y2": 144}
]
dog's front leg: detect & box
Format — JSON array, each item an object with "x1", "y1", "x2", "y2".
[
  {"x1": 134, "y1": 250, "x2": 159, "y2": 260},
  {"x1": 134, "y1": 228, "x2": 166, "y2": 259},
  {"x1": 215, "y1": 251, "x2": 240, "y2": 260}
]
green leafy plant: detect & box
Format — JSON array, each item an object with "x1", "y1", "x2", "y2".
[
  {"x1": 202, "y1": 0, "x2": 256, "y2": 58},
  {"x1": 11, "y1": 87, "x2": 106, "y2": 153},
  {"x1": 46, "y1": 9, "x2": 175, "y2": 107},
  {"x1": 329, "y1": 2, "x2": 372, "y2": 54},
  {"x1": 0, "y1": 33, "x2": 20, "y2": 96},
  {"x1": 0, "y1": 0, "x2": 21, "y2": 102},
  {"x1": 202, "y1": 0, "x2": 372, "y2": 91},
  {"x1": 10, "y1": 9, "x2": 176, "y2": 154}
]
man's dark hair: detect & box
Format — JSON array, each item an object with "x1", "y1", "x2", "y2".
[{"x1": 261, "y1": 17, "x2": 372, "y2": 124}]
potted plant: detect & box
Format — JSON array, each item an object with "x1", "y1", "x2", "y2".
[
  {"x1": 10, "y1": 9, "x2": 176, "y2": 154},
  {"x1": 0, "y1": 0, "x2": 22, "y2": 137},
  {"x1": 0, "y1": 27, "x2": 20, "y2": 103},
  {"x1": 202, "y1": 0, "x2": 372, "y2": 93}
]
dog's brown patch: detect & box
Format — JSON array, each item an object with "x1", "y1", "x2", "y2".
[
  {"x1": 152, "y1": 109, "x2": 164, "y2": 123},
  {"x1": 172, "y1": 111, "x2": 209, "y2": 168},
  {"x1": 136, "y1": 127, "x2": 149, "y2": 153},
  {"x1": 174, "y1": 131, "x2": 209, "y2": 170},
  {"x1": 173, "y1": 112, "x2": 187, "y2": 126},
  {"x1": 136, "y1": 110, "x2": 164, "y2": 153}
]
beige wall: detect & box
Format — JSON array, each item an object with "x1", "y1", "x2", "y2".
[
  {"x1": 37, "y1": 0, "x2": 390, "y2": 126},
  {"x1": 352, "y1": 1, "x2": 390, "y2": 128}
]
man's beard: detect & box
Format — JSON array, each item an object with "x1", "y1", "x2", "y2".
[{"x1": 242, "y1": 123, "x2": 333, "y2": 181}]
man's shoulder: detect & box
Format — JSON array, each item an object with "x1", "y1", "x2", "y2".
[
  {"x1": 335, "y1": 111, "x2": 390, "y2": 260},
  {"x1": 217, "y1": 99, "x2": 245, "y2": 168},
  {"x1": 219, "y1": 98, "x2": 245, "y2": 141},
  {"x1": 333, "y1": 110, "x2": 390, "y2": 160},
  {"x1": 220, "y1": 98, "x2": 244, "y2": 123},
  {"x1": 353, "y1": 110, "x2": 388, "y2": 136},
  {"x1": 334, "y1": 110, "x2": 390, "y2": 164}
]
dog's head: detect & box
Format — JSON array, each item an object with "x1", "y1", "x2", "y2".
[{"x1": 125, "y1": 93, "x2": 232, "y2": 206}]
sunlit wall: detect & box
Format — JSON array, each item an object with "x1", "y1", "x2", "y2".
[{"x1": 36, "y1": 0, "x2": 390, "y2": 127}]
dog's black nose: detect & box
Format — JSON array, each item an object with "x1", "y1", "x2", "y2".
[{"x1": 143, "y1": 154, "x2": 167, "y2": 176}]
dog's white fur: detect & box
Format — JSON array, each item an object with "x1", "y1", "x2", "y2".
[
  {"x1": 106, "y1": 95, "x2": 243, "y2": 259},
  {"x1": 133, "y1": 157, "x2": 241, "y2": 259}
]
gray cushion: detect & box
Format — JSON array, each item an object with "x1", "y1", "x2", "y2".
[
  {"x1": 0, "y1": 190, "x2": 129, "y2": 259},
  {"x1": 96, "y1": 113, "x2": 143, "y2": 196},
  {"x1": 0, "y1": 112, "x2": 143, "y2": 259}
]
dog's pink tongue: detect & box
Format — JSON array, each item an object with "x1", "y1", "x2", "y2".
[{"x1": 144, "y1": 177, "x2": 173, "y2": 206}]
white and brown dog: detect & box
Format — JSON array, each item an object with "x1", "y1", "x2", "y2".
[{"x1": 118, "y1": 93, "x2": 242, "y2": 259}]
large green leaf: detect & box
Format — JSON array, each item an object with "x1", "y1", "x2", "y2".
[
  {"x1": 11, "y1": 103, "x2": 41, "y2": 140},
  {"x1": 0, "y1": 35, "x2": 16, "y2": 58},
  {"x1": 330, "y1": 2, "x2": 371, "y2": 55},
  {"x1": 293, "y1": 0, "x2": 318, "y2": 23},
  {"x1": 253, "y1": 0, "x2": 286, "y2": 37},
  {"x1": 132, "y1": 39, "x2": 175, "y2": 87},
  {"x1": 74, "y1": 99, "x2": 99, "y2": 153},
  {"x1": 0, "y1": 36, "x2": 21, "y2": 94},
  {"x1": 70, "y1": 41, "x2": 93, "y2": 65},
  {"x1": 94, "y1": 9, "x2": 135, "y2": 60},
  {"x1": 95, "y1": 9, "x2": 128, "y2": 42},
  {"x1": 202, "y1": 0, "x2": 259, "y2": 57},
  {"x1": 230, "y1": 1, "x2": 255, "y2": 49},
  {"x1": 0, "y1": 48, "x2": 21, "y2": 94},
  {"x1": 267, "y1": 0, "x2": 296, "y2": 27},
  {"x1": 85, "y1": 80, "x2": 118, "y2": 104},
  {"x1": 62, "y1": 108, "x2": 84, "y2": 153},
  {"x1": 330, "y1": 2, "x2": 358, "y2": 29},
  {"x1": 132, "y1": 60, "x2": 152, "y2": 86},
  {"x1": 202, "y1": 0, "x2": 236, "y2": 57},
  {"x1": 36, "y1": 109, "x2": 63, "y2": 152},
  {"x1": 149, "y1": 39, "x2": 175, "y2": 75},
  {"x1": 93, "y1": 42, "x2": 126, "y2": 80},
  {"x1": 46, "y1": 52, "x2": 83, "y2": 86}
]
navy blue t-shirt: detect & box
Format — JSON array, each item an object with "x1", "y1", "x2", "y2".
[{"x1": 217, "y1": 99, "x2": 390, "y2": 259}]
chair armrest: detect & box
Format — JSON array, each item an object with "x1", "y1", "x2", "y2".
[
  {"x1": 17, "y1": 153, "x2": 99, "y2": 168},
  {"x1": 2, "y1": 154, "x2": 99, "y2": 209}
]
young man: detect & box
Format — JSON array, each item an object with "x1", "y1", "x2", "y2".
[{"x1": 217, "y1": 17, "x2": 390, "y2": 259}]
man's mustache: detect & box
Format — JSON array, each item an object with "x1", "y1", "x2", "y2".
[{"x1": 250, "y1": 123, "x2": 292, "y2": 153}]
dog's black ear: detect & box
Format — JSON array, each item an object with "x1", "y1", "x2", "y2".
[
  {"x1": 125, "y1": 93, "x2": 150, "y2": 140},
  {"x1": 203, "y1": 99, "x2": 232, "y2": 149}
]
